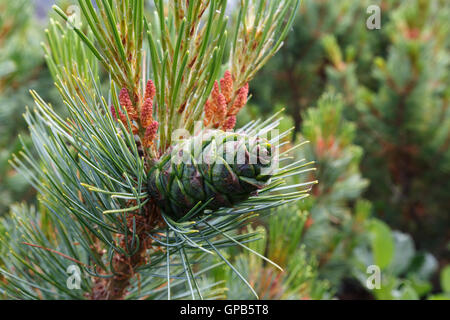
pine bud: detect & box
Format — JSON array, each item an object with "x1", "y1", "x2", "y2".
[
  {"x1": 203, "y1": 100, "x2": 214, "y2": 127},
  {"x1": 222, "y1": 116, "x2": 237, "y2": 131},
  {"x1": 204, "y1": 75, "x2": 249, "y2": 129},
  {"x1": 110, "y1": 105, "x2": 118, "y2": 120},
  {"x1": 111, "y1": 104, "x2": 128, "y2": 127},
  {"x1": 143, "y1": 121, "x2": 159, "y2": 148},
  {"x1": 204, "y1": 82, "x2": 228, "y2": 128},
  {"x1": 211, "y1": 81, "x2": 222, "y2": 105},
  {"x1": 145, "y1": 80, "x2": 156, "y2": 101},
  {"x1": 140, "y1": 98, "x2": 154, "y2": 128},
  {"x1": 235, "y1": 83, "x2": 249, "y2": 109},
  {"x1": 213, "y1": 93, "x2": 227, "y2": 128},
  {"x1": 119, "y1": 88, "x2": 138, "y2": 120},
  {"x1": 230, "y1": 83, "x2": 249, "y2": 116},
  {"x1": 220, "y1": 70, "x2": 234, "y2": 104}
]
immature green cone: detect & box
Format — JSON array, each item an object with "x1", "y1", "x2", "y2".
[{"x1": 148, "y1": 130, "x2": 275, "y2": 220}]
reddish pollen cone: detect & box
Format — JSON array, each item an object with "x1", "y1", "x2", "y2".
[
  {"x1": 145, "y1": 80, "x2": 156, "y2": 101},
  {"x1": 141, "y1": 98, "x2": 154, "y2": 128},
  {"x1": 143, "y1": 120, "x2": 159, "y2": 148},
  {"x1": 222, "y1": 116, "x2": 237, "y2": 131},
  {"x1": 203, "y1": 71, "x2": 250, "y2": 130},
  {"x1": 220, "y1": 70, "x2": 234, "y2": 103},
  {"x1": 119, "y1": 88, "x2": 138, "y2": 120}
]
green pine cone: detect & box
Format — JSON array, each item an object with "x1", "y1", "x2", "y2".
[{"x1": 148, "y1": 130, "x2": 275, "y2": 220}]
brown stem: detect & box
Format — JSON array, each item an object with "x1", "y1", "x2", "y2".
[
  {"x1": 90, "y1": 204, "x2": 161, "y2": 300},
  {"x1": 92, "y1": 244, "x2": 146, "y2": 300}
]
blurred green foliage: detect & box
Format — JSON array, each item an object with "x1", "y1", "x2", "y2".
[
  {"x1": 242, "y1": 0, "x2": 449, "y2": 298},
  {"x1": 325, "y1": 0, "x2": 450, "y2": 254},
  {"x1": 0, "y1": 0, "x2": 57, "y2": 215},
  {"x1": 227, "y1": 92, "x2": 446, "y2": 299},
  {"x1": 213, "y1": 207, "x2": 332, "y2": 300}
]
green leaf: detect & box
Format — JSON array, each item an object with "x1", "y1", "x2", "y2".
[
  {"x1": 428, "y1": 294, "x2": 450, "y2": 300},
  {"x1": 408, "y1": 275, "x2": 432, "y2": 297},
  {"x1": 441, "y1": 266, "x2": 450, "y2": 293},
  {"x1": 368, "y1": 219, "x2": 394, "y2": 270},
  {"x1": 388, "y1": 231, "x2": 415, "y2": 276},
  {"x1": 408, "y1": 253, "x2": 438, "y2": 280},
  {"x1": 394, "y1": 283, "x2": 419, "y2": 300}
]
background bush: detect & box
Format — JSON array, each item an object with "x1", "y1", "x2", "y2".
[{"x1": 241, "y1": 0, "x2": 449, "y2": 299}]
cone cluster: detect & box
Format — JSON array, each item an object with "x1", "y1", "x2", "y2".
[
  {"x1": 111, "y1": 81, "x2": 159, "y2": 148},
  {"x1": 204, "y1": 71, "x2": 249, "y2": 130}
]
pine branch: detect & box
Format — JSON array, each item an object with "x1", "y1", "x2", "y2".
[{"x1": 1, "y1": 0, "x2": 313, "y2": 300}]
